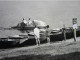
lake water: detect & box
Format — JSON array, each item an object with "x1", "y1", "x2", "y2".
[{"x1": 0, "y1": 1, "x2": 80, "y2": 29}]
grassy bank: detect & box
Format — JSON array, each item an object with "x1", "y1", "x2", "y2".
[{"x1": 1, "y1": 52, "x2": 80, "y2": 60}]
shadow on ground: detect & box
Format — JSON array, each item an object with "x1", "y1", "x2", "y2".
[{"x1": 0, "y1": 39, "x2": 47, "y2": 49}]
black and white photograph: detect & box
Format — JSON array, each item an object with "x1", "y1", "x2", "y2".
[{"x1": 0, "y1": 0, "x2": 80, "y2": 60}]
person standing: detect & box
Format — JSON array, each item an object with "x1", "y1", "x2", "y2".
[
  {"x1": 34, "y1": 25, "x2": 40, "y2": 46},
  {"x1": 21, "y1": 18, "x2": 27, "y2": 29},
  {"x1": 46, "y1": 25, "x2": 51, "y2": 44},
  {"x1": 22, "y1": 18, "x2": 27, "y2": 24},
  {"x1": 28, "y1": 18, "x2": 33, "y2": 26}
]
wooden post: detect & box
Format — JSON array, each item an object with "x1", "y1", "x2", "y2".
[
  {"x1": 73, "y1": 28, "x2": 76, "y2": 41},
  {"x1": 72, "y1": 18, "x2": 77, "y2": 42},
  {"x1": 63, "y1": 25, "x2": 66, "y2": 41}
]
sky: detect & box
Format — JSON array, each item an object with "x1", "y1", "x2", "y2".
[{"x1": 0, "y1": 1, "x2": 80, "y2": 29}]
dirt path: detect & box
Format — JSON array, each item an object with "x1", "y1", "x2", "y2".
[{"x1": 0, "y1": 37, "x2": 80, "y2": 59}]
